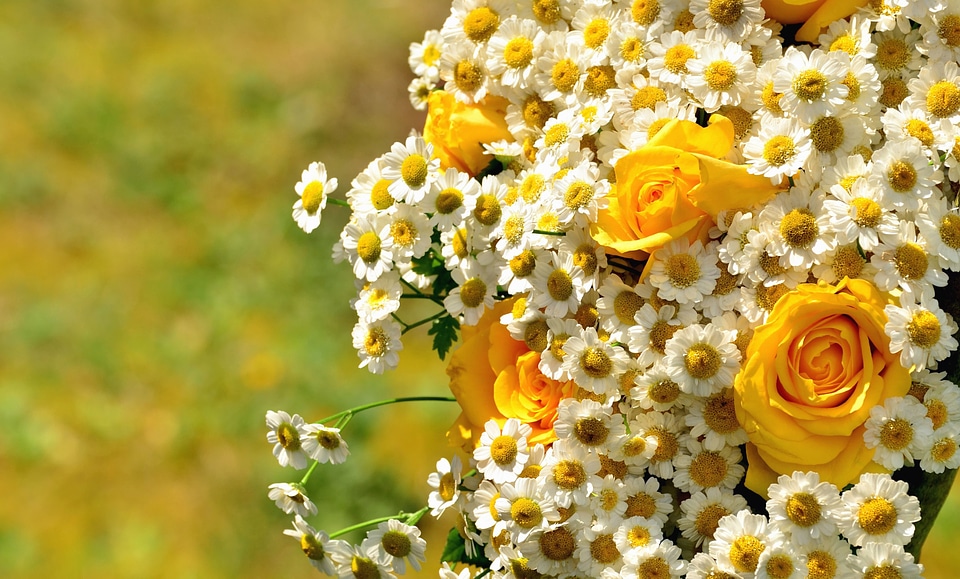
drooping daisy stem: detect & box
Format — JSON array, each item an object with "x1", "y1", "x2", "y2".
[
  {"x1": 328, "y1": 506, "x2": 430, "y2": 539},
  {"x1": 392, "y1": 310, "x2": 449, "y2": 335},
  {"x1": 400, "y1": 277, "x2": 445, "y2": 305},
  {"x1": 318, "y1": 395, "x2": 457, "y2": 426}
]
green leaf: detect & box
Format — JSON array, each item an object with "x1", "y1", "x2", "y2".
[
  {"x1": 439, "y1": 527, "x2": 488, "y2": 567},
  {"x1": 428, "y1": 314, "x2": 460, "y2": 360}
]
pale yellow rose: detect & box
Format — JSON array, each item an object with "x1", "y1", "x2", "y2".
[
  {"x1": 734, "y1": 278, "x2": 910, "y2": 496},
  {"x1": 446, "y1": 298, "x2": 575, "y2": 452},
  {"x1": 591, "y1": 116, "x2": 779, "y2": 260},
  {"x1": 761, "y1": 0, "x2": 869, "y2": 43},
  {"x1": 422, "y1": 90, "x2": 513, "y2": 177}
]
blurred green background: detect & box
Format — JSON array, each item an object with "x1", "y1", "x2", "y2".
[{"x1": 0, "y1": 1, "x2": 957, "y2": 577}]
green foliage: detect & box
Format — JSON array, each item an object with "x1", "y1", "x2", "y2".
[
  {"x1": 429, "y1": 314, "x2": 459, "y2": 360},
  {"x1": 439, "y1": 527, "x2": 487, "y2": 568}
]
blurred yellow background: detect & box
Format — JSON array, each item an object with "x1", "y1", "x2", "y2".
[{"x1": 0, "y1": 1, "x2": 957, "y2": 577}]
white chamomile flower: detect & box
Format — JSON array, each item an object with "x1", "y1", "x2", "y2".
[
  {"x1": 597, "y1": 274, "x2": 646, "y2": 344},
  {"x1": 818, "y1": 14, "x2": 876, "y2": 59},
  {"x1": 872, "y1": 221, "x2": 947, "y2": 301},
  {"x1": 445, "y1": 259, "x2": 498, "y2": 326},
  {"x1": 690, "y1": 0, "x2": 764, "y2": 41},
  {"x1": 765, "y1": 471, "x2": 842, "y2": 546},
  {"x1": 301, "y1": 423, "x2": 350, "y2": 464},
  {"x1": 268, "y1": 482, "x2": 317, "y2": 517},
  {"x1": 864, "y1": 396, "x2": 935, "y2": 470},
  {"x1": 685, "y1": 388, "x2": 748, "y2": 451},
  {"x1": 366, "y1": 519, "x2": 427, "y2": 575},
  {"x1": 612, "y1": 418, "x2": 659, "y2": 471},
  {"x1": 353, "y1": 272, "x2": 402, "y2": 323},
  {"x1": 535, "y1": 30, "x2": 586, "y2": 106},
  {"x1": 685, "y1": 41, "x2": 756, "y2": 111},
  {"x1": 607, "y1": 20, "x2": 649, "y2": 72},
  {"x1": 906, "y1": 59, "x2": 960, "y2": 123},
  {"x1": 339, "y1": 214, "x2": 395, "y2": 283},
  {"x1": 917, "y1": 375, "x2": 960, "y2": 433},
  {"x1": 822, "y1": 181, "x2": 899, "y2": 252},
  {"x1": 869, "y1": 139, "x2": 940, "y2": 212},
  {"x1": 265, "y1": 410, "x2": 309, "y2": 470},
  {"x1": 848, "y1": 542, "x2": 924, "y2": 579},
  {"x1": 346, "y1": 157, "x2": 396, "y2": 217},
  {"x1": 552, "y1": 161, "x2": 610, "y2": 226},
  {"x1": 570, "y1": 1, "x2": 618, "y2": 65},
  {"x1": 495, "y1": 477, "x2": 559, "y2": 542},
  {"x1": 613, "y1": 516, "x2": 663, "y2": 559},
  {"x1": 385, "y1": 204, "x2": 432, "y2": 263},
  {"x1": 839, "y1": 473, "x2": 921, "y2": 547},
  {"x1": 796, "y1": 536, "x2": 854, "y2": 579},
  {"x1": 743, "y1": 115, "x2": 811, "y2": 184},
  {"x1": 882, "y1": 102, "x2": 955, "y2": 155},
  {"x1": 475, "y1": 418, "x2": 532, "y2": 485},
  {"x1": 773, "y1": 47, "x2": 849, "y2": 123},
  {"x1": 760, "y1": 188, "x2": 835, "y2": 270},
  {"x1": 646, "y1": 30, "x2": 700, "y2": 89},
  {"x1": 916, "y1": 195, "x2": 960, "y2": 271},
  {"x1": 351, "y1": 318, "x2": 403, "y2": 374},
  {"x1": 648, "y1": 239, "x2": 721, "y2": 304},
  {"x1": 678, "y1": 487, "x2": 750, "y2": 548},
  {"x1": 487, "y1": 16, "x2": 543, "y2": 91},
  {"x1": 576, "y1": 520, "x2": 625, "y2": 576},
  {"x1": 920, "y1": 430, "x2": 960, "y2": 472},
  {"x1": 496, "y1": 202, "x2": 537, "y2": 259},
  {"x1": 663, "y1": 324, "x2": 741, "y2": 398},
  {"x1": 622, "y1": 539, "x2": 687, "y2": 579},
  {"x1": 381, "y1": 135, "x2": 440, "y2": 204},
  {"x1": 531, "y1": 251, "x2": 586, "y2": 317},
  {"x1": 440, "y1": 41, "x2": 490, "y2": 104},
  {"x1": 709, "y1": 511, "x2": 779, "y2": 577},
  {"x1": 590, "y1": 474, "x2": 629, "y2": 526},
  {"x1": 409, "y1": 29, "x2": 444, "y2": 82},
  {"x1": 872, "y1": 29, "x2": 923, "y2": 80},
  {"x1": 621, "y1": 476, "x2": 675, "y2": 528},
  {"x1": 330, "y1": 539, "x2": 392, "y2": 579},
  {"x1": 685, "y1": 553, "x2": 732, "y2": 579},
  {"x1": 553, "y1": 398, "x2": 625, "y2": 452},
  {"x1": 425, "y1": 168, "x2": 480, "y2": 231},
  {"x1": 755, "y1": 543, "x2": 806, "y2": 579},
  {"x1": 283, "y1": 515, "x2": 341, "y2": 575},
  {"x1": 805, "y1": 112, "x2": 867, "y2": 164},
  {"x1": 408, "y1": 76, "x2": 436, "y2": 111},
  {"x1": 631, "y1": 365, "x2": 689, "y2": 413},
  {"x1": 539, "y1": 438, "x2": 602, "y2": 507},
  {"x1": 469, "y1": 174, "x2": 509, "y2": 241},
  {"x1": 884, "y1": 298, "x2": 958, "y2": 371},
  {"x1": 628, "y1": 302, "x2": 698, "y2": 368},
  {"x1": 561, "y1": 327, "x2": 630, "y2": 396},
  {"x1": 293, "y1": 161, "x2": 337, "y2": 234},
  {"x1": 921, "y1": 4, "x2": 960, "y2": 62},
  {"x1": 672, "y1": 438, "x2": 744, "y2": 494},
  {"x1": 632, "y1": 411, "x2": 686, "y2": 479}
]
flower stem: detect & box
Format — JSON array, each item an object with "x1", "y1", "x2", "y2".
[
  {"x1": 533, "y1": 229, "x2": 566, "y2": 236},
  {"x1": 327, "y1": 198, "x2": 351, "y2": 208},
  {"x1": 401, "y1": 310, "x2": 448, "y2": 335},
  {"x1": 318, "y1": 396, "x2": 457, "y2": 425},
  {"x1": 328, "y1": 506, "x2": 431, "y2": 539},
  {"x1": 299, "y1": 460, "x2": 320, "y2": 486}
]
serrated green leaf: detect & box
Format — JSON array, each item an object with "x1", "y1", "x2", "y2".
[
  {"x1": 439, "y1": 527, "x2": 488, "y2": 567},
  {"x1": 428, "y1": 315, "x2": 460, "y2": 360}
]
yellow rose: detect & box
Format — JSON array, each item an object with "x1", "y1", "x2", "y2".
[
  {"x1": 734, "y1": 278, "x2": 911, "y2": 496},
  {"x1": 446, "y1": 298, "x2": 575, "y2": 451},
  {"x1": 761, "y1": 0, "x2": 869, "y2": 43},
  {"x1": 591, "y1": 116, "x2": 779, "y2": 259},
  {"x1": 423, "y1": 90, "x2": 513, "y2": 177}
]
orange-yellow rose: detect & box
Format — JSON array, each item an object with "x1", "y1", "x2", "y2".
[
  {"x1": 761, "y1": 0, "x2": 869, "y2": 43},
  {"x1": 423, "y1": 90, "x2": 513, "y2": 177},
  {"x1": 734, "y1": 278, "x2": 910, "y2": 496},
  {"x1": 447, "y1": 298, "x2": 575, "y2": 452},
  {"x1": 591, "y1": 116, "x2": 779, "y2": 260}
]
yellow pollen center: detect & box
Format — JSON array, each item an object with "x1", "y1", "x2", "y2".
[
  {"x1": 580, "y1": 348, "x2": 613, "y2": 379},
  {"x1": 489, "y1": 494, "x2": 502, "y2": 522},
  {"x1": 551, "y1": 59, "x2": 580, "y2": 93},
  {"x1": 626, "y1": 492, "x2": 657, "y2": 518},
  {"x1": 651, "y1": 427, "x2": 679, "y2": 462},
  {"x1": 599, "y1": 488, "x2": 619, "y2": 511},
  {"x1": 356, "y1": 231, "x2": 382, "y2": 263},
  {"x1": 876, "y1": 39, "x2": 910, "y2": 71},
  {"x1": 843, "y1": 71, "x2": 861, "y2": 101},
  {"x1": 894, "y1": 243, "x2": 928, "y2": 279},
  {"x1": 573, "y1": 244, "x2": 598, "y2": 275},
  {"x1": 522, "y1": 95, "x2": 554, "y2": 130},
  {"x1": 927, "y1": 80, "x2": 960, "y2": 118},
  {"x1": 756, "y1": 283, "x2": 789, "y2": 312},
  {"x1": 276, "y1": 423, "x2": 301, "y2": 450},
  {"x1": 632, "y1": 0, "x2": 661, "y2": 25},
  {"x1": 762, "y1": 82, "x2": 784, "y2": 113},
  {"x1": 832, "y1": 245, "x2": 866, "y2": 279},
  {"x1": 690, "y1": 451, "x2": 729, "y2": 487},
  {"x1": 664, "y1": 44, "x2": 695, "y2": 74},
  {"x1": 351, "y1": 555, "x2": 379, "y2": 579},
  {"x1": 780, "y1": 207, "x2": 818, "y2": 248},
  {"x1": 759, "y1": 252, "x2": 786, "y2": 276},
  {"x1": 650, "y1": 379, "x2": 681, "y2": 405},
  {"x1": 621, "y1": 37, "x2": 644, "y2": 62},
  {"x1": 632, "y1": 86, "x2": 667, "y2": 110},
  {"x1": 451, "y1": 228, "x2": 469, "y2": 259},
  {"x1": 793, "y1": 69, "x2": 828, "y2": 101},
  {"x1": 539, "y1": 527, "x2": 575, "y2": 561},
  {"x1": 851, "y1": 197, "x2": 882, "y2": 228},
  {"x1": 695, "y1": 504, "x2": 730, "y2": 539},
  {"x1": 932, "y1": 438, "x2": 958, "y2": 461},
  {"x1": 718, "y1": 105, "x2": 753, "y2": 139},
  {"x1": 705, "y1": 60, "x2": 737, "y2": 90},
  {"x1": 864, "y1": 566, "x2": 903, "y2": 579},
  {"x1": 650, "y1": 320, "x2": 681, "y2": 354},
  {"x1": 939, "y1": 213, "x2": 960, "y2": 248},
  {"x1": 713, "y1": 266, "x2": 738, "y2": 296},
  {"x1": 584, "y1": 65, "x2": 617, "y2": 97},
  {"x1": 301, "y1": 181, "x2": 324, "y2": 214},
  {"x1": 422, "y1": 45, "x2": 441, "y2": 66},
  {"x1": 940, "y1": 14, "x2": 960, "y2": 46},
  {"x1": 907, "y1": 310, "x2": 942, "y2": 348},
  {"x1": 767, "y1": 554, "x2": 795, "y2": 579},
  {"x1": 904, "y1": 119, "x2": 934, "y2": 146},
  {"x1": 622, "y1": 436, "x2": 648, "y2": 457},
  {"x1": 590, "y1": 534, "x2": 619, "y2": 564},
  {"x1": 665, "y1": 253, "x2": 701, "y2": 287},
  {"x1": 401, "y1": 154, "x2": 428, "y2": 188},
  {"x1": 564, "y1": 181, "x2": 594, "y2": 209},
  {"x1": 810, "y1": 116, "x2": 844, "y2": 152},
  {"x1": 830, "y1": 34, "x2": 858, "y2": 55},
  {"x1": 510, "y1": 497, "x2": 543, "y2": 528},
  {"x1": 504, "y1": 37, "x2": 534, "y2": 69},
  {"x1": 364, "y1": 327, "x2": 388, "y2": 357},
  {"x1": 857, "y1": 497, "x2": 898, "y2": 535},
  {"x1": 463, "y1": 7, "x2": 500, "y2": 43},
  {"x1": 786, "y1": 492, "x2": 822, "y2": 527},
  {"x1": 614, "y1": 290, "x2": 643, "y2": 325},
  {"x1": 300, "y1": 533, "x2": 325, "y2": 560},
  {"x1": 439, "y1": 472, "x2": 457, "y2": 501},
  {"x1": 909, "y1": 381, "x2": 930, "y2": 401},
  {"x1": 709, "y1": 0, "x2": 744, "y2": 25},
  {"x1": 637, "y1": 557, "x2": 671, "y2": 579},
  {"x1": 648, "y1": 118, "x2": 671, "y2": 140},
  {"x1": 519, "y1": 463, "x2": 542, "y2": 478},
  {"x1": 806, "y1": 551, "x2": 837, "y2": 579},
  {"x1": 544, "y1": 123, "x2": 569, "y2": 148},
  {"x1": 927, "y1": 399, "x2": 949, "y2": 429},
  {"x1": 510, "y1": 250, "x2": 537, "y2": 278},
  {"x1": 703, "y1": 390, "x2": 740, "y2": 433},
  {"x1": 887, "y1": 160, "x2": 917, "y2": 192},
  {"x1": 554, "y1": 460, "x2": 587, "y2": 490},
  {"x1": 503, "y1": 215, "x2": 525, "y2": 245},
  {"x1": 524, "y1": 319, "x2": 549, "y2": 352},
  {"x1": 490, "y1": 434, "x2": 519, "y2": 465},
  {"x1": 460, "y1": 277, "x2": 487, "y2": 309},
  {"x1": 520, "y1": 174, "x2": 546, "y2": 203},
  {"x1": 532, "y1": 0, "x2": 561, "y2": 24},
  {"x1": 880, "y1": 78, "x2": 909, "y2": 108},
  {"x1": 381, "y1": 530, "x2": 412, "y2": 558},
  {"x1": 371, "y1": 179, "x2": 394, "y2": 211},
  {"x1": 584, "y1": 18, "x2": 611, "y2": 49},
  {"x1": 317, "y1": 431, "x2": 341, "y2": 450},
  {"x1": 547, "y1": 269, "x2": 574, "y2": 301},
  {"x1": 390, "y1": 219, "x2": 417, "y2": 248},
  {"x1": 454, "y1": 60, "x2": 483, "y2": 92},
  {"x1": 435, "y1": 187, "x2": 463, "y2": 215},
  {"x1": 880, "y1": 417, "x2": 914, "y2": 450},
  {"x1": 474, "y1": 194, "x2": 502, "y2": 226},
  {"x1": 685, "y1": 343, "x2": 723, "y2": 380},
  {"x1": 763, "y1": 135, "x2": 796, "y2": 166},
  {"x1": 628, "y1": 526, "x2": 651, "y2": 547},
  {"x1": 674, "y1": 9, "x2": 696, "y2": 32},
  {"x1": 730, "y1": 535, "x2": 765, "y2": 573}
]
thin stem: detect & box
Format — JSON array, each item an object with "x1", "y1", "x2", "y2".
[
  {"x1": 318, "y1": 396, "x2": 457, "y2": 425},
  {"x1": 299, "y1": 460, "x2": 320, "y2": 486},
  {"x1": 328, "y1": 506, "x2": 431, "y2": 539},
  {"x1": 401, "y1": 310, "x2": 448, "y2": 335},
  {"x1": 327, "y1": 198, "x2": 351, "y2": 208},
  {"x1": 533, "y1": 229, "x2": 566, "y2": 237}
]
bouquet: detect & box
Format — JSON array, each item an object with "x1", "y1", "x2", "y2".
[{"x1": 268, "y1": 0, "x2": 960, "y2": 577}]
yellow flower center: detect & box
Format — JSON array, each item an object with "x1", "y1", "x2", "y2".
[
  {"x1": 504, "y1": 36, "x2": 534, "y2": 69},
  {"x1": 439, "y1": 472, "x2": 457, "y2": 501},
  {"x1": 532, "y1": 0, "x2": 561, "y2": 25},
  {"x1": 876, "y1": 38, "x2": 910, "y2": 71},
  {"x1": 709, "y1": 0, "x2": 744, "y2": 25},
  {"x1": 390, "y1": 218, "x2": 417, "y2": 248},
  {"x1": 463, "y1": 7, "x2": 500, "y2": 43},
  {"x1": 766, "y1": 554, "x2": 796, "y2": 579},
  {"x1": 454, "y1": 60, "x2": 483, "y2": 93},
  {"x1": 573, "y1": 244, "x2": 597, "y2": 276},
  {"x1": 510, "y1": 497, "x2": 543, "y2": 528},
  {"x1": 939, "y1": 14, "x2": 960, "y2": 46},
  {"x1": 580, "y1": 348, "x2": 613, "y2": 379},
  {"x1": 762, "y1": 81, "x2": 784, "y2": 114},
  {"x1": 589, "y1": 534, "x2": 619, "y2": 564},
  {"x1": 690, "y1": 451, "x2": 729, "y2": 488},
  {"x1": 598, "y1": 488, "x2": 620, "y2": 512},
  {"x1": 519, "y1": 174, "x2": 545, "y2": 203},
  {"x1": 928, "y1": 399, "x2": 949, "y2": 429},
  {"x1": 519, "y1": 463, "x2": 542, "y2": 478},
  {"x1": 489, "y1": 493, "x2": 502, "y2": 522},
  {"x1": 490, "y1": 434, "x2": 519, "y2": 465},
  {"x1": 637, "y1": 557, "x2": 671, "y2": 579},
  {"x1": 713, "y1": 266, "x2": 738, "y2": 296},
  {"x1": 907, "y1": 309, "x2": 941, "y2": 348},
  {"x1": 730, "y1": 535, "x2": 764, "y2": 573},
  {"x1": 364, "y1": 326, "x2": 388, "y2": 357},
  {"x1": 474, "y1": 194, "x2": 502, "y2": 226},
  {"x1": 932, "y1": 438, "x2": 958, "y2": 462},
  {"x1": 621, "y1": 37, "x2": 645, "y2": 62},
  {"x1": 632, "y1": 86, "x2": 668, "y2": 110},
  {"x1": 909, "y1": 381, "x2": 930, "y2": 402},
  {"x1": 887, "y1": 160, "x2": 917, "y2": 193},
  {"x1": 584, "y1": 65, "x2": 617, "y2": 97},
  {"x1": 524, "y1": 319, "x2": 549, "y2": 352},
  {"x1": 522, "y1": 94, "x2": 554, "y2": 130},
  {"x1": 664, "y1": 44, "x2": 695, "y2": 74},
  {"x1": 650, "y1": 379, "x2": 681, "y2": 405},
  {"x1": 939, "y1": 213, "x2": 960, "y2": 248},
  {"x1": 622, "y1": 435, "x2": 648, "y2": 457},
  {"x1": 704, "y1": 571, "x2": 739, "y2": 579},
  {"x1": 276, "y1": 422, "x2": 301, "y2": 450},
  {"x1": 703, "y1": 390, "x2": 740, "y2": 434},
  {"x1": 810, "y1": 116, "x2": 844, "y2": 153},
  {"x1": 718, "y1": 105, "x2": 753, "y2": 140},
  {"x1": 356, "y1": 231, "x2": 382, "y2": 263},
  {"x1": 381, "y1": 530, "x2": 412, "y2": 558},
  {"x1": 401, "y1": 154, "x2": 428, "y2": 188},
  {"x1": 614, "y1": 290, "x2": 643, "y2": 325},
  {"x1": 850, "y1": 197, "x2": 882, "y2": 228},
  {"x1": 627, "y1": 525, "x2": 651, "y2": 548},
  {"x1": 574, "y1": 417, "x2": 609, "y2": 446},
  {"x1": 785, "y1": 492, "x2": 822, "y2": 527},
  {"x1": 927, "y1": 80, "x2": 960, "y2": 118},
  {"x1": 649, "y1": 320, "x2": 681, "y2": 354},
  {"x1": 857, "y1": 497, "x2": 898, "y2": 536},
  {"x1": 694, "y1": 504, "x2": 730, "y2": 540},
  {"x1": 460, "y1": 277, "x2": 487, "y2": 309},
  {"x1": 631, "y1": 0, "x2": 661, "y2": 25},
  {"x1": 543, "y1": 124, "x2": 569, "y2": 149},
  {"x1": 317, "y1": 430, "x2": 341, "y2": 450},
  {"x1": 369, "y1": 179, "x2": 394, "y2": 211},
  {"x1": 806, "y1": 550, "x2": 837, "y2": 579},
  {"x1": 625, "y1": 492, "x2": 657, "y2": 518},
  {"x1": 869, "y1": 0, "x2": 902, "y2": 16},
  {"x1": 551, "y1": 58, "x2": 580, "y2": 93},
  {"x1": 843, "y1": 71, "x2": 862, "y2": 101},
  {"x1": 435, "y1": 187, "x2": 464, "y2": 215},
  {"x1": 503, "y1": 215, "x2": 526, "y2": 245},
  {"x1": 832, "y1": 245, "x2": 866, "y2": 279},
  {"x1": 665, "y1": 253, "x2": 701, "y2": 287},
  {"x1": 451, "y1": 228, "x2": 469, "y2": 259},
  {"x1": 584, "y1": 18, "x2": 611, "y2": 49},
  {"x1": 510, "y1": 250, "x2": 537, "y2": 278},
  {"x1": 301, "y1": 181, "x2": 324, "y2": 214},
  {"x1": 864, "y1": 566, "x2": 903, "y2": 579},
  {"x1": 763, "y1": 135, "x2": 796, "y2": 167},
  {"x1": 894, "y1": 242, "x2": 928, "y2": 280},
  {"x1": 537, "y1": 212, "x2": 561, "y2": 233},
  {"x1": 756, "y1": 283, "x2": 789, "y2": 312},
  {"x1": 554, "y1": 459, "x2": 587, "y2": 490},
  {"x1": 650, "y1": 427, "x2": 679, "y2": 462},
  {"x1": 780, "y1": 207, "x2": 819, "y2": 249},
  {"x1": 300, "y1": 532, "x2": 325, "y2": 560},
  {"x1": 880, "y1": 77, "x2": 909, "y2": 108},
  {"x1": 904, "y1": 119, "x2": 934, "y2": 146},
  {"x1": 879, "y1": 417, "x2": 914, "y2": 450},
  {"x1": 564, "y1": 181, "x2": 594, "y2": 210},
  {"x1": 830, "y1": 34, "x2": 858, "y2": 55},
  {"x1": 793, "y1": 70, "x2": 828, "y2": 101},
  {"x1": 648, "y1": 118, "x2": 671, "y2": 140},
  {"x1": 705, "y1": 60, "x2": 737, "y2": 90},
  {"x1": 539, "y1": 527, "x2": 576, "y2": 561},
  {"x1": 547, "y1": 269, "x2": 574, "y2": 301}
]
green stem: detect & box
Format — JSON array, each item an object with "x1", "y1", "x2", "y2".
[
  {"x1": 328, "y1": 506, "x2": 431, "y2": 539},
  {"x1": 401, "y1": 293, "x2": 444, "y2": 302},
  {"x1": 327, "y1": 198, "x2": 351, "y2": 208},
  {"x1": 533, "y1": 229, "x2": 565, "y2": 237},
  {"x1": 401, "y1": 310, "x2": 448, "y2": 335},
  {"x1": 318, "y1": 396, "x2": 457, "y2": 425},
  {"x1": 299, "y1": 460, "x2": 320, "y2": 486}
]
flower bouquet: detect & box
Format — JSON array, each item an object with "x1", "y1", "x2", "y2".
[{"x1": 269, "y1": 0, "x2": 960, "y2": 577}]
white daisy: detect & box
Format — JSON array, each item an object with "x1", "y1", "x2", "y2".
[
  {"x1": 916, "y1": 195, "x2": 960, "y2": 271},
  {"x1": 366, "y1": 519, "x2": 427, "y2": 575},
  {"x1": 632, "y1": 411, "x2": 687, "y2": 479},
  {"x1": 561, "y1": 327, "x2": 630, "y2": 396},
  {"x1": 475, "y1": 418, "x2": 532, "y2": 485},
  {"x1": 773, "y1": 47, "x2": 849, "y2": 123},
  {"x1": 531, "y1": 251, "x2": 587, "y2": 317},
  {"x1": 822, "y1": 181, "x2": 899, "y2": 252},
  {"x1": 301, "y1": 423, "x2": 350, "y2": 464},
  {"x1": 648, "y1": 239, "x2": 722, "y2": 304},
  {"x1": 872, "y1": 221, "x2": 947, "y2": 301},
  {"x1": 293, "y1": 161, "x2": 338, "y2": 234},
  {"x1": 424, "y1": 167, "x2": 480, "y2": 231},
  {"x1": 884, "y1": 298, "x2": 958, "y2": 371},
  {"x1": 487, "y1": 16, "x2": 544, "y2": 91},
  {"x1": 864, "y1": 396, "x2": 936, "y2": 470},
  {"x1": 338, "y1": 214, "x2": 395, "y2": 283},
  {"x1": 622, "y1": 539, "x2": 687, "y2": 578},
  {"x1": 760, "y1": 187, "x2": 836, "y2": 270},
  {"x1": 265, "y1": 410, "x2": 309, "y2": 470},
  {"x1": 765, "y1": 471, "x2": 842, "y2": 546},
  {"x1": 838, "y1": 473, "x2": 921, "y2": 547},
  {"x1": 283, "y1": 515, "x2": 342, "y2": 575},
  {"x1": 440, "y1": 41, "x2": 490, "y2": 103},
  {"x1": 685, "y1": 387, "x2": 748, "y2": 451},
  {"x1": 678, "y1": 487, "x2": 749, "y2": 548},
  {"x1": 628, "y1": 303, "x2": 698, "y2": 368},
  {"x1": 646, "y1": 29, "x2": 700, "y2": 89},
  {"x1": 268, "y1": 482, "x2": 317, "y2": 518},
  {"x1": 351, "y1": 318, "x2": 403, "y2": 374},
  {"x1": 920, "y1": 430, "x2": 960, "y2": 473},
  {"x1": 743, "y1": 115, "x2": 811, "y2": 184},
  {"x1": 663, "y1": 323, "x2": 741, "y2": 398},
  {"x1": 847, "y1": 542, "x2": 924, "y2": 579},
  {"x1": 868, "y1": 139, "x2": 941, "y2": 212},
  {"x1": 535, "y1": 30, "x2": 587, "y2": 106},
  {"x1": 631, "y1": 365, "x2": 690, "y2": 413},
  {"x1": 428, "y1": 455, "x2": 463, "y2": 517},
  {"x1": 672, "y1": 438, "x2": 744, "y2": 494},
  {"x1": 538, "y1": 438, "x2": 602, "y2": 508},
  {"x1": 709, "y1": 510, "x2": 779, "y2": 577},
  {"x1": 685, "y1": 41, "x2": 756, "y2": 111},
  {"x1": 613, "y1": 516, "x2": 663, "y2": 560},
  {"x1": 380, "y1": 135, "x2": 440, "y2": 204}
]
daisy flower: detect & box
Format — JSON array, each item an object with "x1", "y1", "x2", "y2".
[
  {"x1": 884, "y1": 298, "x2": 958, "y2": 370},
  {"x1": 365, "y1": 519, "x2": 428, "y2": 575},
  {"x1": 646, "y1": 29, "x2": 700, "y2": 89},
  {"x1": 536, "y1": 316, "x2": 580, "y2": 380},
  {"x1": 408, "y1": 29, "x2": 444, "y2": 82},
  {"x1": 632, "y1": 411, "x2": 686, "y2": 479},
  {"x1": 919, "y1": 376, "x2": 960, "y2": 432},
  {"x1": 486, "y1": 16, "x2": 543, "y2": 91},
  {"x1": 685, "y1": 41, "x2": 756, "y2": 111},
  {"x1": 535, "y1": 30, "x2": 587, "y2": 106},
  {"x1": 428, "y1": 455, "x2": 463, "y2": 517},
  {"x1": 268, "y1": 482, "x2": 317, "y2": 518},
  {"x1": 569, "y1": 1, "x2": 619, "y2": 65},
  {"x1": 561, "y1": 327, "x2": 630, "y2": 396},
  {"x1": 848, "y1": 542, "x2": 924, "y2": 579},
  {"x1": 476, "y1": 418, "x2": 533, "y2": 485},
  {"x1": 530, "y1": 251, "x2": 587, "y2": 317},
  {"x1": 685, "y1": 553, "x2": 733, "y2": 579},
  {"x1": 868, "y1": 139, "x2": 941, "y2": 212},
  {"x1": 822, "y1": 181, "x2": 899, "y2": 252},
  {"x1": 611, "y1": 418, "x2": 660, "y2": 472},
  {"x1": 338, "y1": 214, "x2": 395, "y2": 283},
  {"x1": 301, "y1": 423, "x2": 350, "y2": 464},
  {"x1": 613, "y1": 516, "x2": 664, "y2": 559},
  {"x1": 838, "y1": 473, "x2": 921, "y2": 546},
  {"x1": 440, "y1": 40, "x2": 490, "y2": 103},
  {"x1": 773, "y1": 47, "x2": 849, "y2": 123},
  {"x1": 863, "y1": 396, "x2": 935, "y2": 470},
  {"x1": 353, "y1": 272, "x2": 402, "y2": 323},
  {"x1": 920, "y1": 431, "x2": 960, "y2": 473},
  {"x1": 622, "y1": 476, "x2": 676, "y2": 528},
  {"x1": 907, "y1": 59, "x2": 960, "y2": 123},
  {"x1": 672, "y1": 438, "x2": 744, "y2": 494},
  {"x1": 576, "y1": 521, "x2": 625, "y2": 577},
  {"x1": 631, "y1": 365, "x2": 690, "y2": 412},
  {"x1": 709, "y1": 511, "x2": 779, "y2": 577},
  {"x1": 759, "y1": 186, "x2": 835, "y2": 270},
  {"x1": 330, "y1": 539, "x2": 392, "y2": 579},
  {"x1": 590, "y1": 474, "x2": 629, "y2": 526},
  {"x1": 685, "y1": 388, "x2": 748, "y2": 451},
  {"x1": 663, "y1": 323, "x2": 741, "y2": 398},
  {"x1": 265, "y1": 410, "x2": 309, "y2": 470},
  {"x1": 495, "y1": 477, "x2": 559, "y2": 542},
  {"x1": 552, "y1": 161, "x2": 610, "y2": 226},
  {"x1": 424, "y1": 167, "x2": 480, "y2": 231},
  {"x1": 283, "y1": 515, "x2": 342, "y2": 575},
  {"x1": 628, "y1": 303, "x2": 697, "y2": 368},
  {"x1": 743, "y1": 115, "x2": 812, "y2": 184},
  {"x1": 539, "y1": 438, "x2": 602, "y2": 507},
  {"x1": 445, "y1": 258, "x2": 498, "y2": 326},
  {"x1": 351, "y1": 318, "x2": 403, "y2": 374},
  {"x1": 872, "y1": 221, "x2": 947, "y2": 301},
  {"x1": 797, "y1": 536, "x2": 854, "y2": 579},
  {"x1": 385, "y1": 204, "x2": 431, "y2": 263},
  {"x1": 916, "y1": 195, "x2": 960, "y2": 271},
  {"x1": 678, "y1": 487, "x2": 749, "y2": 548},
  {"x1": 765, "y1": 471, "x2": 842, "y2": 546},
  {"x1": 293, "y1": 161, "x2": 338, "y2": 234},
  {"x1": 525, "y1": 525, "x2": 580, "y2": 576},
  {"x1": 380, "y1": 135, "x2": 440, "y2": 204},
  {"x1": 648, "y1": 239, "x2": 722, "y2": 304},
  {"x1": 690, "y1": 0, "x2": 764, "y2": 41},
  {"x1": 622, "y1": 539, "x2": 687, "y2": 579},
  {"x1": 755, "y1": 544, "x2": 806, "y2": 579}
]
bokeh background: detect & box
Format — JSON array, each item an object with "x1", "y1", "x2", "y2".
[{"x1": 0, "y1": 1, "x2": 958, "y2": 577}]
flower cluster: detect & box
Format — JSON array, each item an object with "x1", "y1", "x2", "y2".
[{"x1": 277, "y1": 0, "x2": 960, "y2": 576}]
